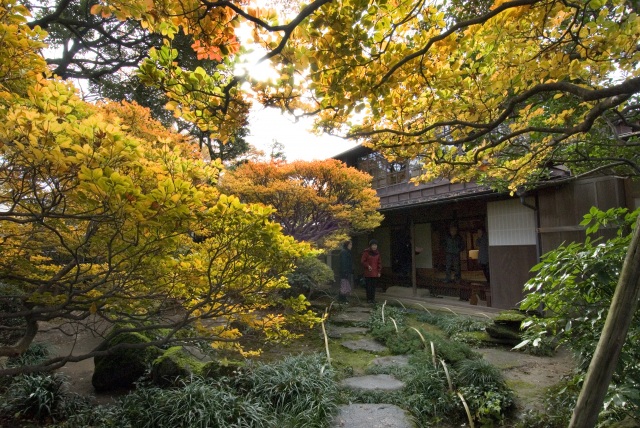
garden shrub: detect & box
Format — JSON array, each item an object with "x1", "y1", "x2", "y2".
[
  {"x1": 286, "y1": 255, "x2": 335, "y2": 298},
  {"x1": 458, "y1": 384, "x2": 515, "y2": 426},
  {"x1": 519, "y1": 207, "x2": 640, "y2": 421},
  {"x1": 118, "y1": 378, "x2": 273, "y2": 428},
  {"x1": 0, "y1": 372, "x2": 91, "y2": 423},
  {"x1": 237, "y1": 353, "x2": 338, "y2": 428}
]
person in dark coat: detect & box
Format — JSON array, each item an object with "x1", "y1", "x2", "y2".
[
  {"x1": 338, "y1": 240, "x2": 353, "y2": 302},
  {"x1": 476, "y1": 227, "x2": 490, "y2": 283},
  {"x1": 361, "y1": 239, "x2": 382, "y2": 304},
  {"x1": 443, "y1": 224, "x2": 465, "y2": 283}
]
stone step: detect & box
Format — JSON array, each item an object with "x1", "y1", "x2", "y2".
[
  {"x1": 340, "y1": 338, "x2": 387, "y2": 353},
  {"x1": 331, "y1": 403, "x2": 415, "y2": 428},
  {"x1": 340, "y1": 374, "x2": 405, "y2": 392}
]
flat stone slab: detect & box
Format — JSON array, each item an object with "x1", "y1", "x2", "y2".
[
  {"x1": 370, "y1": 355, "x2": 410, "y2": 369},
  {"x1": 330, "y1": 311, "x2": 371, "y2": 324},
  {"x1": 332, "y1": 403, "x2": 414, "y2": 428},
  {"x1": 326, "y1": 326, "x2": 369, "y2": 339},
  {"x1": 343, "y1": 306, "x2": 373, "y2": 313},
  {"x1": 341, "y1": 338, "x2": 387, "y2": 353},
  {"x1": 341, "y1": 374, "x2": 405, "y2": 391}
]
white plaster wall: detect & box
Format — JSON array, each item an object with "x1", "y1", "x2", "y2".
[{"x1": 487, "y1": 199, "x2": 536, "y2": 246}]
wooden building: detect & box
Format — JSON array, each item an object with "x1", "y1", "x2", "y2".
[{"x1": 333, "y1": 146, "x2": 640, "y2": 309}]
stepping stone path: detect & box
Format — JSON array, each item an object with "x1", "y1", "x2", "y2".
[
  {"x1": 341, "y1": 338, "x2": 387, "y2": 353},
  {"x1": 332, "y1": 403, "x2": 414, "y2": 428},
  {"x1": 340, "y1": 374, "x2": 405, "y2": 391},
  {"x1": 328, "y1": 305, "x2": 415, "y2": 428},
  {"x1": 370, "y1": 355, "x2": 410, "y2": 369},
  {"x1": 329, "y1": 307, "x2": 372, "y2": 325},
  {"x1": 326, "y1": 326, "x2": 368, "y2": 339}
]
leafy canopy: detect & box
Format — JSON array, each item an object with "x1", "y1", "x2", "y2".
[
  {"x1": 283, "y1": 0, "x2": 640, "y2": 191},
  {"x1": 46, "y1": 0, "x2": 638, "y2": 193}
]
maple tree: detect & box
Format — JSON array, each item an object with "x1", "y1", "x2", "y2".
[
  {"x1": 0, "y1": 1, "x2": 317, "y2": 375},
  {"x1": 219, "y1": 159, "x2": 383, "y2": 248}
]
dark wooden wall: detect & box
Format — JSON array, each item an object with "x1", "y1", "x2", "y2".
[
  {"x1": 537, "y1": 177, "x2": 627, "y2": 253},
  {"x1": 489, "y1": 245, "x2": 538, "y2": 309}
]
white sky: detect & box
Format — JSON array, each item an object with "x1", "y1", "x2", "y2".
[
  {"x1": 235, "y1": 20, "x2": 360, "y2": 162},
  {"x1": 245, "y1": 105, "x2": 359, "y2": 161}
]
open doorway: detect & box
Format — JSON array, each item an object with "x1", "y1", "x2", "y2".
[{"x1": 390, "y1": 225, "x2": 412, "y2": 286}]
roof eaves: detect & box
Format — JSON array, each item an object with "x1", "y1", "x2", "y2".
[{"x1": 379, "y1": 186, "x2": 500, "y2": 212}]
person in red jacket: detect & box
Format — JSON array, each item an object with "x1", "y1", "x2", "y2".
[{"x1": 361, "y1": 239, "x2": 382, "y2": 304}]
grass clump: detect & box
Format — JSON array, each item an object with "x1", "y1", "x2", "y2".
[
  {"x1": 417, "y1": 311, "x2": 491, "y2": 336},
  {"x1": 64, "y1": 353, "x2": 338, "y2": 428},
  {"x1": 237, "y1": 353, "x2": 338, "y2": 428},
  {"x1": 128, "y1": 379, "x2": 272, "y2": 428},
  {"x1": 0, "y1": 343, "x2": 92, "y2": 424},
  {"x1": 455, "y1": 358, "x2": 507, "y2": 389},
  {"x1": 0, "y1": 372, "x2": 91, "y2": 423},
  {"x1": 5, "y1": 342, "x2": 52, "y2": 368}
]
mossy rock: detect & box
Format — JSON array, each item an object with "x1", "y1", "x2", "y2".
[
  {"x1": 202, "y1": 358, "x2": 245, "y2": 379},
  {"x1": 493, "y1": 310, "x2": 526, "y2": 331},
  {"x1": 485, "y1": 324, "x2": 521, "y2": 345},
  {"x1": 151, "y1": 346, "x2": 206, "y2": 387},
  {"x1": 92, "y1": 332, "x2": 162, "y2": 392},
  {"x1": 454, "y1": 331, "x2": 518, "y2": 347}
]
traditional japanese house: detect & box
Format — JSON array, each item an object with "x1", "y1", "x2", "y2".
[{"x1": 332, "y1": 146, "x2": 640, "y2": 309}]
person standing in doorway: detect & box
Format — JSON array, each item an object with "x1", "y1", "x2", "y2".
[
  {"x1": 361, "y1": 239, "x2": 382, "y2": 304},
  {"x1": 338, "y1": 240, "x2": 353, "y2": 303},
  {"x1": 476, "y1": 227, "x2": 490, "y2": 284},
  {"x1": 444, "y1": 224, "x2": 466, "y2": 283}
]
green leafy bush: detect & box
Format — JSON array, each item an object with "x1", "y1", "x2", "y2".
[
  {"x1": 286, "y1": 255, "x2": 335, "y2": 298},
  {"x1": 458, "y1": 384, "x2": 515, "y2": 426},
  {"x1": 519, "y1": 207, "x2": 640, "y2": 421}
]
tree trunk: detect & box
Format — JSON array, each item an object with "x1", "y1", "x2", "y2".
[
  {"x1": 569, "y1": 216, "x2": 640, "y2": 428},
  {"x1": 0, "y1": 316, "x2": 38, "y2": 358}
]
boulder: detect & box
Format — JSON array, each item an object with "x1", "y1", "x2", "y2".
[
  {"x1": 151, "y1": 346, "x2": 205, "y2": 387},
  {"x1": 493, "y1": 310, "x2": 527, "y2": 332},
  {"x1": 485, "y1": 324, "x2": 521, "y2": 345},
  {"x1": 92, "y1": 332, "x2": 161, "y2": 392},
  {"x1": 202, "y1": 358, "x2": 244, "y2": 379}
]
